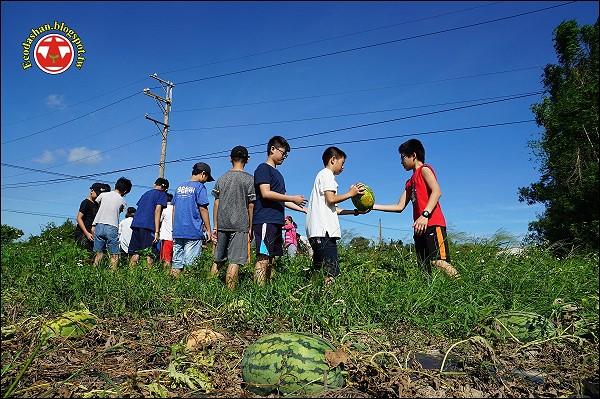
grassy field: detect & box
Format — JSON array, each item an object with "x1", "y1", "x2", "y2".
[{"x1": 1, "y1": 221, "x2": 598, "y2": 397}]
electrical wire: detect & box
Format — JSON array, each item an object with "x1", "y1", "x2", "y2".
[
  {"x1": 173, "y1": 2, "x2": 574, "y2": 86},
  {"x1": 1, "y1": 92, "x2": 141, "y2": 145},
  {"x1": 158, "y1": 1, "x2": 503, "y2": 75}
]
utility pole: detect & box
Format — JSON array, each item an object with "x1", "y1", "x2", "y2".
[
  {"x1": 379, "y1": 218, "x2": 383, "y2": 247},
  {"x1": 143, "y1": 73, "x2": 174, "y2": 178}
]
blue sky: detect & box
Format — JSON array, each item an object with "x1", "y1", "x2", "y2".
[{"x1": 2, "y1": 1, "x2": 598, "y2": 244}]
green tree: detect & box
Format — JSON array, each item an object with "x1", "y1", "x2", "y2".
[
  {"x1": 520, "y1": 18, "x2": 599, "y2": 252},
  {"x1": 1, "y1": 224, "x2": 24, "y2": 244}
]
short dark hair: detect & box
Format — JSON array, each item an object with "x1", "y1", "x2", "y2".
[
  {"x1": 399, "y1": 139, "x2": 425, "y2": 162},
  {"x1": 267, "y1": 135, "x2": 290, "y2": 155},
  {"x1": 115, "y1": 177, "x2": 132, "y2": 194},
  {"x1": 126, "y1": 207, "x2": 136, "y2": 218},
  {"x1": 321, "y1": 146, "x2": 347, "y2": 166},
  {"x1": 166, "y1": 193, "x2": 173, "y2": 202}
]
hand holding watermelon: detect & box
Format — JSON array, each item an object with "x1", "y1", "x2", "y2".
[{"x1": 351, "y1": 184, "x2": 375, "y2": 211}]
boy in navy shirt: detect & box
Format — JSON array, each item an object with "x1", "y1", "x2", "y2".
[
  {"x1": 129, "y1": 178, "x2": 169, "y2": 267},
  {"x1": 252, "y1": 136, "x2": 307, "y2": 285}
]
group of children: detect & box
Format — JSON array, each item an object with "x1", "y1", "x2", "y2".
[{"x1": 74, "y1": 135, "x2": 459, "y2": 289}]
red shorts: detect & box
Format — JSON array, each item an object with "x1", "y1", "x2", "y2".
[{"x1": 159, "y1": 239, "x2": 173, "y2": 262}]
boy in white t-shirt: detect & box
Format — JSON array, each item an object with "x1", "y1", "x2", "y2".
[
  {"x1": 306, "y1": 146, "x2": 366, "y2": 285},
  {"x1": 92, "y1": 177, "x2": 132, "y2": 270},
  {"x1": 159, "y1": 193, "x2": 174, "y2": 267}
]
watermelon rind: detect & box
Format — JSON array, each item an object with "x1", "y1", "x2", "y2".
[
  {"x1": 241, "y1": 332, "x2": 344, "y2": 396},
  {"x1": 40, "y1": 310, "x2": 98, "y2": 344},
  {"x1": 351, "y1": 185, "x2": 375, "y2": 211}
]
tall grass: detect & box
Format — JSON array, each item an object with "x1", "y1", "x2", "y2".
[{"x1": 1, "y1": 223, "x2": 598, "y2": 342}]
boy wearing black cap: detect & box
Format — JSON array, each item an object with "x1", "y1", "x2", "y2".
[
  {"x1": 171, "y1": 162, "x2": 214, "y2": 277},
  {"x1": 74, "y1": 182, "x2": 110, "y2": 258},
  {"x1": 128, "y1": 177, "x2": 169, "y2": 267},
  {"x1": 210, "y1": 145, "x2": 256, "y2": 290}
]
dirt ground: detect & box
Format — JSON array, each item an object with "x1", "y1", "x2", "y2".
[{"x1": 1, "y1": 311, "x2": 598, "y2": 398}]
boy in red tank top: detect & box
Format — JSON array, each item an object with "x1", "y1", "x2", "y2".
[{"x1": 372, "y1": 139, "x2": 459, "y2": 278}]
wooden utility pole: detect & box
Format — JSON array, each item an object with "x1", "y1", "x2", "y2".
[{"x1": 143, "y1": 73, "x2": 174, "y2": 178}]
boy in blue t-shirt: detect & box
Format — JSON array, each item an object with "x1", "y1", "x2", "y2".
[
  {"x1": 252, "y1": 135, "x2": 307, "y2": 285},
  {"x1": 128, "y1": 177, "x2": 169, "y2": 267},
  {"x1": 171, "y1": 162, "x2": 214, "y2": 277}
]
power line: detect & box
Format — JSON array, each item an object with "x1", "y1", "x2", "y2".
[
  {"x1": 1, "y1": 90, "x2": 538, "y2": 189},
  {"x1": 173, "y1": 2, "x2": 574, "y2": 86},
  {"x1": 163, "y1": 66, "x2": 542, "y2": 114},
  {"x1": 158, "y1": 1, "x2": 503, "y2": 75},
  {"x1": 1, "y1": 119, "x2": 534, "y2": 189},
  {"x1": 171, "y1": 91, "x2": 540, "y2": 131},
  {"x1": 1, "y1": 78, "x2": 149, "y2": 127},
  {"x1": 1, "y1": 209, "x2": 72, "y2": 220},
  {"x1": 1, "y1": 92, "x2": 141, "y2": 145}
]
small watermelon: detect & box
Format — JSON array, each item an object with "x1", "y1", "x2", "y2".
[
  {"x1": 351, "y1": 185, "x2": 375, "y2": 211},
  {"x1": 40, "y1": 310, "x2": 98, "y2": 345},
  {"x1": 492, "y1": 311, "x2": 556, "y2": 342},
  {"x1": 241, "y1": 332, "x2": 344, "y2": 396}
]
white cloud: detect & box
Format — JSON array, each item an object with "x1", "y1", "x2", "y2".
[
  {"x1": 45, "y1": 94, "x2": 66, "y2": 109},
  {"x1": 68, "y1": 147, "x2": 104, "y2": 165},
  {"x1": 34, "y1": 150, "x2": 55, "y2": 164}
]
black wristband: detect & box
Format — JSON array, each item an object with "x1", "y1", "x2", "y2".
[{"x1": 354, "y1": 209, "x2": 359, "y2": 216}]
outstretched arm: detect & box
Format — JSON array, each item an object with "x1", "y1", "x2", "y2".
[{"x1": 372, "y1": 190, "x2": 409, "y2": 213}]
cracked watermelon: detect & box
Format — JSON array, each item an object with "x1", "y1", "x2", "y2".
[
  {"x1": 351, "y1": 185, "x2": 375, "y2": 211},
  {"x1": 40, "y1": 310, "x2": 98, "y2": 345},
  {"x1": 241, "y1": 332, "x2": 344, "y2": 396}
]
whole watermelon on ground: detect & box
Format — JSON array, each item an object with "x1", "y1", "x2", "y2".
[
  {"x1": 492, "y1": 311, "x2": 556, "y2": 342},
  {"x1": 241, "y1": 332, "x2": 344, "y2": 396},
  {"x1": 351, "y1": 185, "x2": 375, "y2": 211}
]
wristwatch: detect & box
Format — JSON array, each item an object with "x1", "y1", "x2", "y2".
[{"x1": 421, "y1": 210, "x2": 431, "y2": 218}]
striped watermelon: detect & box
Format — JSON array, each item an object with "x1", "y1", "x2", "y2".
[
  {"x1": 492, "y1": 311, "x2": 556, "y2": 342},
  {"x1": 40, "y1": 310, "x2": 98, "y2": 345},
  {"x1": 351, "y1": 185, "x2": 375, "y2": 211},
  {"x1": 241, "y1": 332, "x2": 344, "y2": 396}
]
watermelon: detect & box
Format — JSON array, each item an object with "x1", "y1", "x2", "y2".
[
  {"x1": 40, "y1": 310, "x2": 98, "y2": 345},
  {"x1": 241, "y1": 332, "x2": 344, "y2": 396},
  {"x1": 492, "y1": 311, "x2": 556, "y2": 342},
  {"x1": 351, "y1": 185, "x2": 375, "y2": 211}
]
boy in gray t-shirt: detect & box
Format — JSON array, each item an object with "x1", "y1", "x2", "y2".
[{"x1": 210, "y1": 146, "x2": 256, "y2": 290}]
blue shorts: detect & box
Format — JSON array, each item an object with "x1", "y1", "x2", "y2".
[
  {"x1": 172, "y1": 238, "x2": 203, "y2": 270},
  {"x1": 93, "y1": 224, "x2": 120, "y2": 255},
  {"x1": 253, "y1": 223, "x2": 283, "y2": 257},
  {"x1": 309, "y1": 233, "x2": 340, "y2": 277}
]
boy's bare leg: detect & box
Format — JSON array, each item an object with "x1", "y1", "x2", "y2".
[
  {"x1": 129, "y1": 254, "x2": 139, "y2": 268},
  {"x1": 210, "y1": 262, "x2": 219, "y2": 277},
  {"x1": 226, "y1": 264, "x2": 239, "y2": 291},
  {"x1": 146, "y1": 256, "x2": 154, "y2": 268},
  {"x1": 254, "y1": 256, "x2": 269, "y2": 285},
  {"x1": 93, "y1": 252, "x2": 103, "y2": 268},
  {"x1": 434, "y1": 260, "x2": 460, "y2": 278},
  {"x1": 109, "y1": 254, "x2": 119, "y2": 271}
]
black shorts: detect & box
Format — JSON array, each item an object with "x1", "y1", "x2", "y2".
[
  {"x1": 309, "y1": 233, "x2": 340, "y2": 277},
  {"x1": 74, "y1": 232, "x2": 94, "y2": 255},
  {"x1": 414, "y1": 225, "x2": 451, "y2": 272},
  {"x1": 128, "y1": 227, "x2": 159, "y2": 257},
  {"x1": 253, "y1": 223, "x2": 283, "y2": 257}
]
